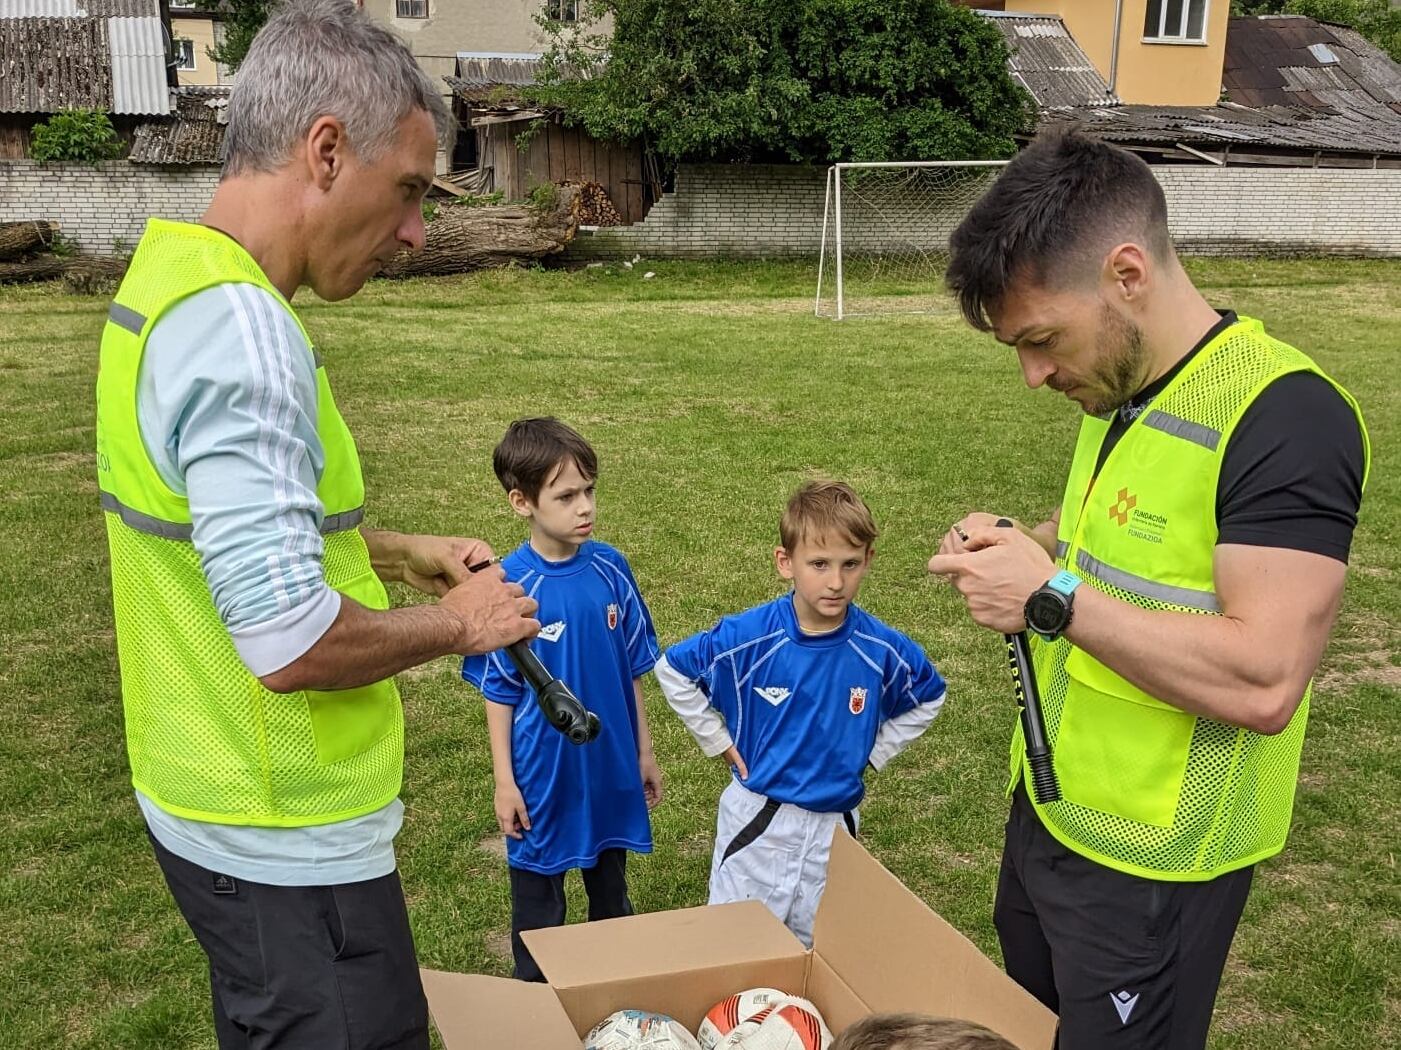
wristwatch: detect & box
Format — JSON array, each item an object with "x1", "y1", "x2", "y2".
[{"x1": 1024, "y1": 570, "x2": 1082, "y2": 641}]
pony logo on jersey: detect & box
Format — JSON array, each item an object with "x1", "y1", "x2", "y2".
[
  {"x1": 755, "y1": 686, "x2": 791, "y2": 706},
  {"x1": 849, "y1": 687, "x2": 868, "y2": 714},
  {"x1": 538, "y1": 621, "x2": 567, "y2": 642},
  {"x1": 606, "y1": 603, "x2": 619, "y2": 630}
]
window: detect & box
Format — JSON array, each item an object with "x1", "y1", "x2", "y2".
[
  {"x1": 547, "y1": 0, "x2": 579, "y2": 22},
  {"x1": 1143, "y1": 0, "x2": 1208, "y2": 42},
  {"x1": 174, "y1": 38, "x2": 195, "y2": 71},
  {"x1": 396, "y1": 0, "x2": 428, "y2": 18}
]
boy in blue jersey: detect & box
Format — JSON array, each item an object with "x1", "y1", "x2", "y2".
[
  {"x1": 656, "y1": 481, "x2": 947, "y2": 946},
  {"x1": 462, "y1": 418, "x2": 663, "y2": 981}
]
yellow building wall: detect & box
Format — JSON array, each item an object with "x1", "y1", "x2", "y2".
[
  {"x1": 171, "y1": 16, "x2": 225, "y2": 87},
  {"x1": 361, "y1": 0, "x2": 601, "y2": 99},
  {"x1": 1013, "y1": 0, "x2": 1229, "y2": 106}
]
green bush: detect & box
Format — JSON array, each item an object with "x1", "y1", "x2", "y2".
[{"x1": 30, "y1": 109, "x2": 124, "y2": 165}]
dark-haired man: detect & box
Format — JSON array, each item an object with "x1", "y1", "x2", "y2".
[{"x1": 927, "y1": 130, "x2": 1368, "y2": 1048}]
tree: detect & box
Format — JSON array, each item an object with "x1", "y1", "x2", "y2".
[
  {"x1": 530, "y1": 0, "x2": 1033, "y2": 164},
  {"x1": 192, "y1": 1, "x2": 274, "y2": 73},
  {"x1": 1232, "y1": 0, "x2": 1401, "y2": 62}
]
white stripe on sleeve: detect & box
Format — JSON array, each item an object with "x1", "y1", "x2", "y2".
[
  {"x1": 868, "y1": 690, "x2": 946, "y2": 771},
  {"x1": 655, "y1": 654, "x2": 733, "y2": 758}
]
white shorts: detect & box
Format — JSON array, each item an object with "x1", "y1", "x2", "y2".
[{"x1": 708, "y1": 779, "x2": 859, "y2": 947}]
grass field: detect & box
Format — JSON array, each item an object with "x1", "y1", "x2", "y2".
[{"x1": 0, "y1": 258, "x2": 1396, "y2": 1049}]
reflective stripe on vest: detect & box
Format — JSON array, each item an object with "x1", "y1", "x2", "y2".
[
  {"x1": 98, "y1": 218, "x2": 403, "y2": 828},
  {"x1": 1017, "y1": 317, "x2": 1369, "y2": 881}
]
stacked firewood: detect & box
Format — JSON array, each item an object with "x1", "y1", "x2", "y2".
[{"x1": 569, "y1": 181, "x2": 624, "y2": 227}]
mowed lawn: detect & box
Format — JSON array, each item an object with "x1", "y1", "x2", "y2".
[{"x1": 0, "y1": 258, "x2": 1396, "y2": 1049}]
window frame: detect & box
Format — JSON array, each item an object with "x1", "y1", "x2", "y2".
[
  {"x1": 1142, "y1": 0, "x2": 1210, "y2": 44},
  {"x1": 395, "y1": 0, "x2": 429, "y2": 19},
  {"x1": 174, "y1": 38, "x2": 196, "y2": 71},
  {"x1": 546, "y1": 0, "x2": 580, "y2": 22}
]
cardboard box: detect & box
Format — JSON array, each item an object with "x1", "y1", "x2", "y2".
[{"x1": 423, "y1": 832, "x2": 1057, "y2": 1049}]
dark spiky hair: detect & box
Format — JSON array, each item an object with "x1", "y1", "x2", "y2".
[{"x1": 945, "y1": 128, "x2": 1172, "y2": 331}]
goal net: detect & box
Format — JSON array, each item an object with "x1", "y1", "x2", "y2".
[{"x1": 815, "y1": 161, "x2": 1008, "y2": 319}]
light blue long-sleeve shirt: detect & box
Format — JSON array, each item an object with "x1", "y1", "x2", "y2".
[{"x1": 135, "y1": 282, "x2": 398, "y2": 886}]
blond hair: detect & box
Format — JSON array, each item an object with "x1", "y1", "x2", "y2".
[
  {"x1": 779, "y1": 480, "x2": 879, "y2": 553},
  {"x1": 831, "y1": 1014, "x2": 1017, "y2": 1050}
]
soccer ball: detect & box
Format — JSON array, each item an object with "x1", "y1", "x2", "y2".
[
  {"x1": 696, "y1": 987, "x2": 787, "y2": 1049},
  {"x1": 584, "y1": 1009, "x2": 702, "y2": 1050},
  {"x1": 716, "y1": 995, "x2": 832, "y2": 1050}
]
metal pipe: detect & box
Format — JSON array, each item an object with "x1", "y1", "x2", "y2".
[{"x1": 1108, "y1": 0, "x2": 1125, "y2": 97}]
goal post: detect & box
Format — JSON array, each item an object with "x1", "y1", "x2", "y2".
[{"x1": 815, "y1": 160, "x2": 1009, "y2": 319}]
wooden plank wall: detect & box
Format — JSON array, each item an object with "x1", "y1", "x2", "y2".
[{"x1": 479, "y1": 121, "x2": 650, "y2": 224}]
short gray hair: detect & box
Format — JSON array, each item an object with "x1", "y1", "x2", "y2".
[{"x1": 223, "y1": 0, "x2": 454, "y2": 177}]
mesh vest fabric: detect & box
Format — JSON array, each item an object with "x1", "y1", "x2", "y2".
[
  {"x1": 1013, "y1": 317, "x2": 1369, "y2": 881},
  {"x1": 97, "y1": 219, "x2": 403, "y2": 827}
]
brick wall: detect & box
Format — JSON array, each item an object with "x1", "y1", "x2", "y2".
[
  {"x1": 572, "y1": 163, "x2": 1401, "y2": 260},
  {"x1": 0, "y1": 160, "x2": 221, "y2": 255},
  {"x1": 6, "y1": 157, "x2": 1398, "y2": 262}
]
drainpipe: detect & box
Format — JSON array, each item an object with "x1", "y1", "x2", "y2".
[{"x1": 1108, "y1": 0, "x2": 1125, "y2": 97}]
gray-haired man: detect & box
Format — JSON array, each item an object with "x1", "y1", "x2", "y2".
[{"x1": 96, "y1": 3, "x2": 539, "y2": 1046}]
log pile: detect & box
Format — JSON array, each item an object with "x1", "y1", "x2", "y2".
[
  {"x1": 0, "y1": 220, "x2": 128, "y2": 292},
  {"x1": 379, "y1": 183, "x2": 584, "y2": 278},
  {"x1": 569, "y1": 181, "x2": 623, "y2": 227}
]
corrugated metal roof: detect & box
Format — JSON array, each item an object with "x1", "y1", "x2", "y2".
[
  {"x1": 0, "y1": 16, "x2": 113, "y2": 112},
  {"x1": 978, "y1": 12, "x2": 1119, "y2": 109},
  {"x1": 0, "y1": 0, "x2": 168, "y2": 115},
  {"x1": 1023, "y1": 15, "x2": 1401, "y2": 158},
  {"x1": 446, "y1": 52, "x2": 545, "y2": 103},
  {"x1": 1054, "y1": 99, "x2": 1401, "y2": 156},
  {"x1": 129, "y1": 85, "x2": 226, "y2": 164},
  {"x1": 108, "y1": 15, "x2": 168, "y2": 114}
]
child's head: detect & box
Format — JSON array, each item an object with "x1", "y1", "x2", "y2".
[
  {"x1": 831, "y1": 1014, "x2": 1017, "y2": 1050},
  {"x1": 775, "y1": 480, "x2": 878, "y2": 632},
  {"x1": 493, "y1": 417, "x2": 599, "y2": 555}
]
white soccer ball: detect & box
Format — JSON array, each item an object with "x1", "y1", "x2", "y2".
[
  {"x1": 583, "y1": 1009, "x2": 703, "y2": 1050},
  {"x1": 696, "y1": 987, "x2": 787, "y2": 1050},
  {"x1": 716, "y1": 995, "x2": 832, "y2": 1050}
]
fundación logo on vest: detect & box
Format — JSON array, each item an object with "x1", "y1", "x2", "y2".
[{"x1": 1108, "y1": 488, "x2": 1169, "y2": 545}]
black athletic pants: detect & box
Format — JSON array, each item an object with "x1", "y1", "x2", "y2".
[
  {"x1": 149, "y1": 829, "x2": 429, "y2": 1050},
  {"x1": 995, "y1": 787, "x2": 1253, "y2": 1050},
  {"x1": 509, "y1": 847, "x2": 633, "y2": 982}
]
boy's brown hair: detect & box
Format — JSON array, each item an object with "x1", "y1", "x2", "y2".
[
  {"x1": 492, "y1": 417, "x2": 598, "y2": 503},
  {"x1": 780, "y1": 480, "x2": 879, "y2": 553},
  {"x1": 831, "y1": 1014, "x2": 1017, "y2": 1050}
]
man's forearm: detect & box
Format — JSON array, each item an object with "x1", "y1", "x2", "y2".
[
  {"x1": 260, "y1": 596, "x2": 463, "y2": 693},
  {"x1": 1065, "y1": 585, "x2": 1336, "y2": 734},
  {"x1": 361, "y1": 527, "x2": 407, "y2": 584}
]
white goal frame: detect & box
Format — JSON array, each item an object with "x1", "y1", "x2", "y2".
[{"x1": 814, "y1": 160, "x2": 1009, "y2": 320}]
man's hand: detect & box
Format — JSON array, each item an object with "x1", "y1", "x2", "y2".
[
  {"x1": 936, "y1": 512, "x2": 1028, "y2": 557},
  {"x1": 639, "y1": 750, "x2": 663, "y2": 809},
  {"x1": 439, "y1": 563, "x2": 540, "y2": 655},
  {"x1": 928, "y1": 524, "x2": 1056, "y2": 633},
  {"x1": 721, "y1": 745, "x2": 748, "y2": 781},
  {"x1": 494, "y1": 779, "x2": 531, "y2": 840},
  {"x1": 363, "y1": 528, "x2": 497, "y2": 596}
]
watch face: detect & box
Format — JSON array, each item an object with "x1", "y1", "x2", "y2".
[{"x1": 1026, "y1": 591, "x2": 1067, "y2": 634}]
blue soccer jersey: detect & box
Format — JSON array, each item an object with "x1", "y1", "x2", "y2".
[
  {"x1": 662, "y1": 594, "x2": 946, "y2": 812},
  {"x1": 462, "y1": 541, "x2": 659, "y2": 875}
]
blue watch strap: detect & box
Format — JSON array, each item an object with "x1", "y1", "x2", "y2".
[{"x1": 1047, "y1": 570, "x2": 1081, "y2": 598}]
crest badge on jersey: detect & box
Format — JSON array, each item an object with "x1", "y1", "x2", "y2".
[
  {"x1": 606, "y1": 603, "x2": 620, "y2": 631},
  {"x1": 849, "y1": 686, "x2": 868, "y2": 715}
]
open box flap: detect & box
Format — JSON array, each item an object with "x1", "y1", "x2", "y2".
[
  {"x1": 421, "y1": 969, "x2": 579, "y2": 1050},
  {"x1": 812, "y1": 833, "x2": 1058, "y2": 1050},
  {"x1": 524, "y1": 899, "x2": 805, "y2": 991}
]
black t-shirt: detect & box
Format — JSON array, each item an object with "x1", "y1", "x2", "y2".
[{"x1": 1092, "y1": 311, "x2": 1365, "y2": 563}]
